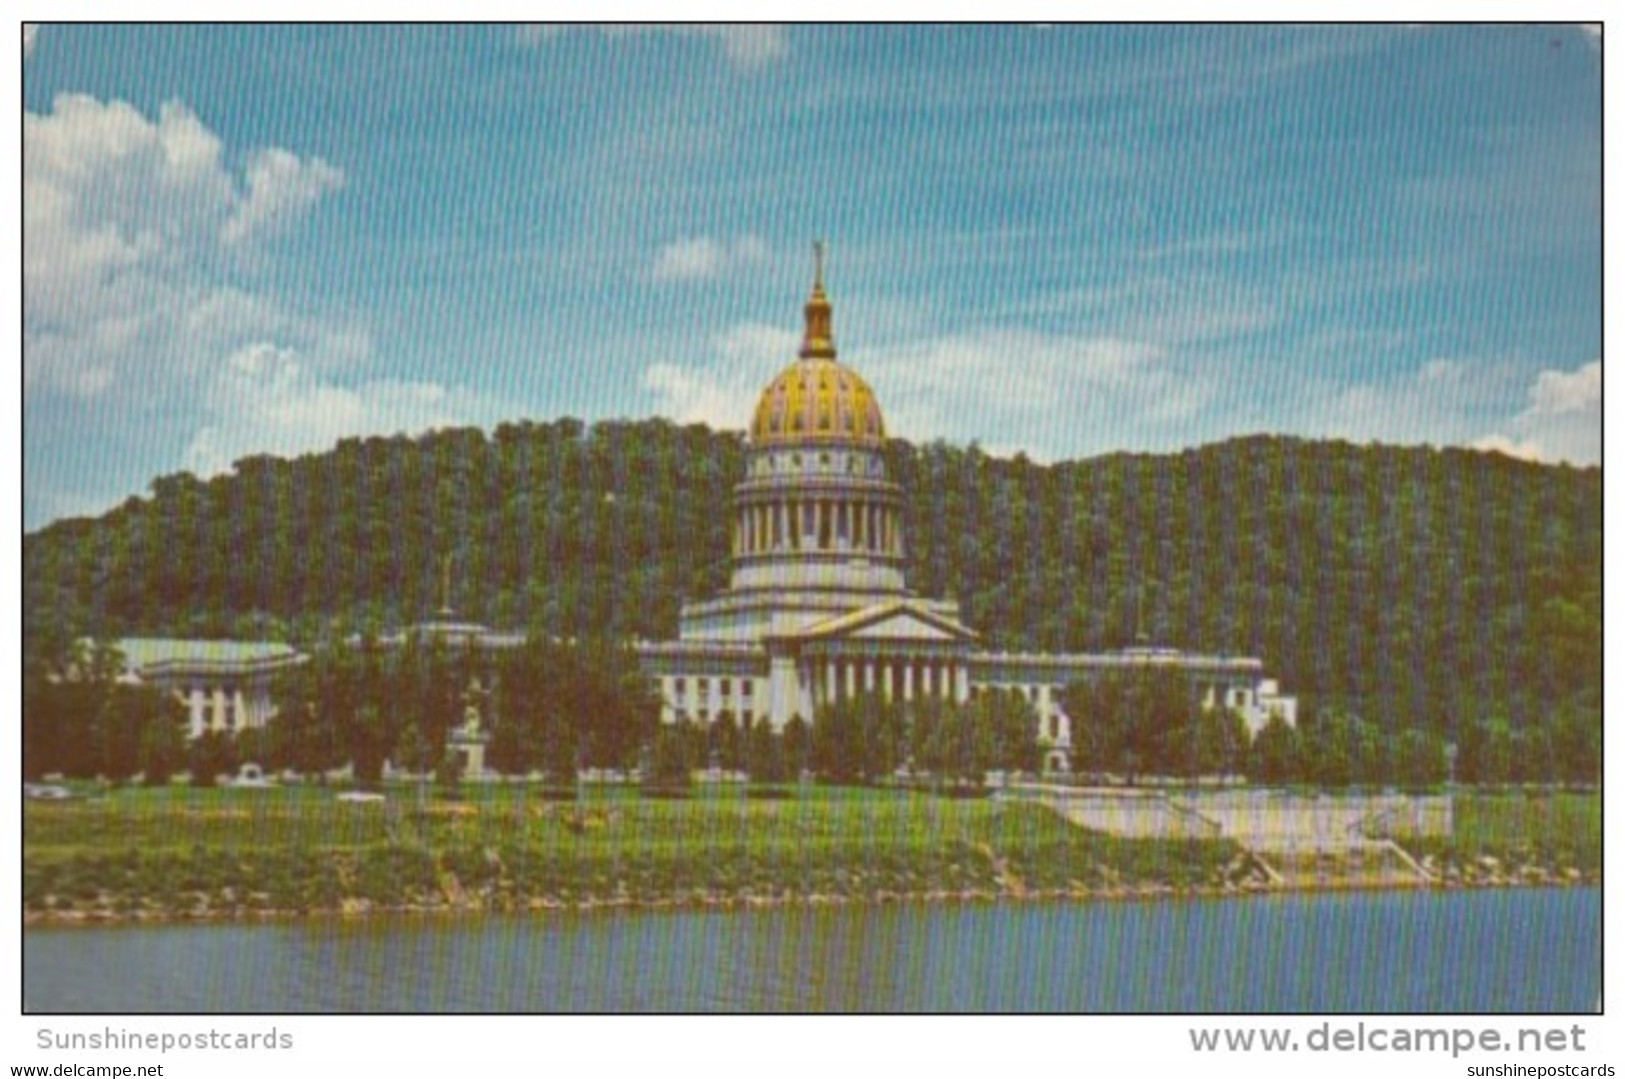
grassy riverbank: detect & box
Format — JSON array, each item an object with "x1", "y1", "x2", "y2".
[{"x1": 23, "y1": 784, "x2": 1599, "y2": 924}]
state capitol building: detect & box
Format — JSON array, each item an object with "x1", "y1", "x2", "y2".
[
  {"x1": 638, "y1": 251, "x2": 1294, "y2": 774},
  {"x1": 115, "y1": 250, "x2": 1296, "y2": 776}
]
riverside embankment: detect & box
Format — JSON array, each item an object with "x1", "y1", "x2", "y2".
[{"x1": 22, "y1": 784, "x2": 1599, "y2": 925}]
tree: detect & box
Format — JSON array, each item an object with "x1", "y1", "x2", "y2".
[
  {"x1": 1248, "y1": 715, "x2": 1300, "y2": 785},
  {"x1": 275, "y1": 699, "x2": 344, "y2": 782},
  {"x1": 435, "y1": 748, "x2": 465, "y2": 797},
  {"x1": 137, "y1": 710, "x2": 187, "y2": 786},
  {"x1": 394, "y1": 722, "x2": 436, "y2": 778},
  {"x1": 1550, "y1": 703, "x2": 1600, "y2": 786},
  {"x1": 1301, "y1": 710, "x2": 1386, "y2": 788},
  {"x1": 95, "y1": 683, "x2": 180, "y2": 783},
  {"x1": 811, "y1": 699, "x2": 859, "y2": 783},
  {"x1": 346, "y1": 703, "x2": 393, "y2": 788},
  {"x1": 854, "y1": 693, "x2": 906, "y2": 780},
  {"x1": 188, "y1": 731, "x2": 239, "y2": 787},
  {"x1": 930, "y1": 700, "x2": 990, "y2": 787},
  {"x1": 1393, "y1": 727, "x2": 1447, "y2": 790},
  {"x1": 781, "y1": 714, "x2": 810, "y2": 779},
  {"x1": 711, "y1": 711, "x2": 743, "y2": 772},
  {"x1": 1457, "y1": 717, "x2": 1518, "y2": 786},
  {"x1": 644, "y1": 724, "x2": 692, "y2": 792},
  {"x1": 1166, "y1": 708, "x2": 1250, "y2": 780},
  {"x1": 969, "y1": 688, "x2": 1040, "y2": 778},
  {"x1": 233, "y1": 724, "x2": 279, "y2": 772},
  {"x1": 485, "y1": 709, "x2": 536, "y2": 779},
  {"x1": 1060, "y1": 667, "x2": 1192, "y2": 783}
]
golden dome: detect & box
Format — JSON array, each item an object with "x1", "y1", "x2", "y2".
[
  {"x1": 749, "y1": 244, "x2": 887, "y2": 447},
  {"x1": 750, "y1": 356, "x2": 886, "y2": 447}
]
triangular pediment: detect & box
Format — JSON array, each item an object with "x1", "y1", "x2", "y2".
[
  {"x1": 849, "y1": 613, "x2": 960, "y2": 640},
  {"x1": 795, "y1": 601, "x2": 978, "y2": 643}
]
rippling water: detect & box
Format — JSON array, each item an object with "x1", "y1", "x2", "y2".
[{"x1": 24, "y1": 887, "x2": 1600, "y2": 1013}]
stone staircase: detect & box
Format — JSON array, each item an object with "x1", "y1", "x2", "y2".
[{"x1": 1006, "y1": 785, "x2": 1444, "y2": 887}]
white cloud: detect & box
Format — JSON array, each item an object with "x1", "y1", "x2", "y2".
[
  {"x1": 651, "y1": 234, "x2": 768, "y2": 282},
  {"x1": 641, "y1": 321, "x2": 795, "y2": 429},
  {"x1": 1526, "y1": 359, "x2": 1600, "y2": 415},
  {"x1": 1470, "y1": 434, "x2": 1546, "y2": 463},
  {"x1": 24, "y1": 24, "x2": 38, "y2": 57},
  {"x1": 865, "y1": 329, "x2": 1202, "y2": 443},
  {"x1": 1479, "y1": 359, "x2": 1602, "y2": 465},
  {"x1": 1301, "y1": 356, "x2": 1521, "y2": 450},
  {"x1": 184, "y1": 342, "x2": 484, "y2": 476},
  {"x1": 1297, "y1": 355, "x2": 1599, "y2": 467},
  {"x1": 518, "y1": 25, "x2": 788, "y2": 70},
  {"x1": 25, "y1": 94, "x2": 347, "y2": 398}
]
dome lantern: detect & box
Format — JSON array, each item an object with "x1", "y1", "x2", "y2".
[{"x1": 799, "y1": 240, "x2": 836, "y2": 360}]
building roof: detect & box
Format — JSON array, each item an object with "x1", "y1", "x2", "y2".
[
  {"x1": 115, "y1": 638, "x2": 303, "y2": 676},
  {"x1": 749, "y1": 256, "x2": 886, "y2": 448},
  {"x1": 789, "y1": 600, "x2": 979, "y2": 642}
]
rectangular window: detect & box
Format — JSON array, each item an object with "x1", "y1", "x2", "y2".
[
  {"x1": 741, "y1": 681, "x2": 753, "y2": 696},
  {"x1": 721, "y1": 678, "x2": 732, "y2": 696}
]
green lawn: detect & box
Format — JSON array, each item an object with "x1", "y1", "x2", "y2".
[
  {"x1": 1424, "y1": 790, "x2": 1601, "y2": 869},
  {"x1": 24, "y1": 782, "x2": 1240, "y2": 915},
  {"x1": 24, "y1": 783, "x2": 1596, "y2": 918}
]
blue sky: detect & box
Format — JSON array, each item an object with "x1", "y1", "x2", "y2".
[{"x1": 22, "y1": 24, "x2": 1601, "y2": 531}]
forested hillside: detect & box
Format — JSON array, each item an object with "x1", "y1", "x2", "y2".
[{"x1": 24, "y1": 420, "x2": 1601, "y2": 731}]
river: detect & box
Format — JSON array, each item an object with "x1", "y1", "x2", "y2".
[{"x1": 24, "y1": 887, "x2": 1600, "y2": 1012}]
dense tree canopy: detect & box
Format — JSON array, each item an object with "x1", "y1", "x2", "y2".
[{"x1": 24, "y1": 422, "x2": 1600, "y2": 756}]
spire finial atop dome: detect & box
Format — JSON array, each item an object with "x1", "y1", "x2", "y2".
[{"x1": 800, "y1": 239, "x2": 835, "y2": 360}]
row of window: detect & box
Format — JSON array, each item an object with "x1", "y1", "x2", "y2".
[
  {"x1": 673, "y1": 708, "x2": 757, "y2": 725},
  {"x1": 755, "y1": 452, "x2": 884, "y2": 476},
  {"x1": 672, "y1": 677, "x2": 754, "y2": 698},
  {"x1": 763, "y1": 408, "x2": 877, "y2": 436}
]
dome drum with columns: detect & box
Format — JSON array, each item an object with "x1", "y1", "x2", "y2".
[{"x1": 637, "y1": 246, "x2": 1297, "y2": 772}]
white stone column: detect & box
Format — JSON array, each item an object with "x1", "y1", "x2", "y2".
[
  {"x1": 799, "y1": 661, "x2": 815, "y2": 722},
  {"x1": 882, "y1": 661, "x2": 894, "y2": 702},
  {"x1": 845, "y1": 659, "x2": 857, "y2": 699},
  {"x1": 768, "y1": 655, "x2": 795, "y2": 729},
  {"x1": 902, "y1": 662, "x2": 914, "y2": 703},
  {"x1": 864, "y1": 660, "x2": 876, "y2": 694},
  {"x1": 188, "y1": 688, "x2": 206, "y2": 739},
  {"x1": 956, "y1": 664, "x2": 971, "y2": 703},
  {"x1": 212, "y1": 686, "x2": 226, "y2": 732},
  {"x1": 234, "y1": 687, "x2": 248, "y2": 731},
  {"x1": 826, "y1": 659, "x2": 838, "y2": 705}
]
